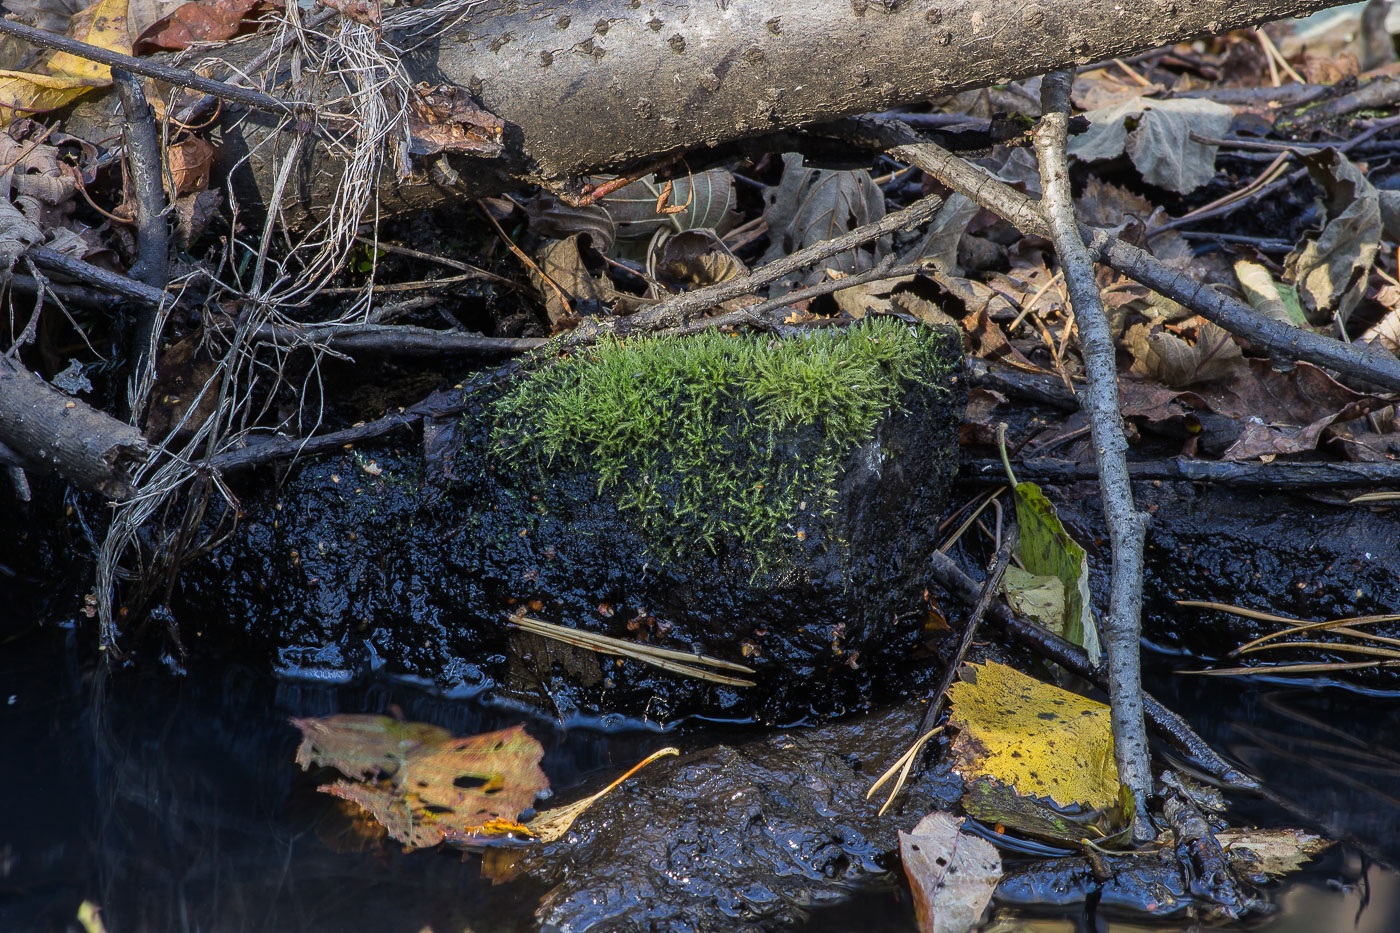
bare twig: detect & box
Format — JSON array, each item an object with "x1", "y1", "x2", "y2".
[
  {"x1": 250, "y1": 322, "x2": 548, "y2": 356},
  {"x1": 1034, "y1": 69, "x2": 1152, "y2": 840},
  {"x1": 1161, "y1": 773, "x2": 1247, "y2": 918},
  {"x1": 870, "y1": 530, "x2": 1018, "y2": 814},
  {"x1": 571, "y1": 193, "x2": 945, "y2": 344},
  {"x1": 0, "y1": 17, "x2": 303, "y2": 118},
  {"x1": 27, "y1": 246, "x2": 174, "y2": 307}
]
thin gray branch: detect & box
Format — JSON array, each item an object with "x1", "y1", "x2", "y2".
[
  {"x1": 1033, "y1": 69, "x2": 1152, "y2": 841},
  {"x1": 847, "y1": 117, "x2": 1400, "y2": 395},
  {"x1": 569, "y1": 193, "x2": 944, "y2": 345}
]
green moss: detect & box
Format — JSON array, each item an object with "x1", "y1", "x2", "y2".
[{"x1": 491, "y1": 317, "x2": 950, "y2": 564}]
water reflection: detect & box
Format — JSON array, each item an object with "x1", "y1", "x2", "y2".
[
  {"x1": 4, "y1": 627, "x2": 1399, "y2": 933},
  {"x1": 0, "y1": 627, "x2": 662, "y2": 933}
]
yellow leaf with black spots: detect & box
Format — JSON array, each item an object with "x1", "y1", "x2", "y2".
[{"x1": 947, "y1": 660, "x2": 1119, "y2": 811}]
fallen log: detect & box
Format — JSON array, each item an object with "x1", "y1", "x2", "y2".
[{"x1": 131, "y1": 0, "x2": 1349, "y2": 214}]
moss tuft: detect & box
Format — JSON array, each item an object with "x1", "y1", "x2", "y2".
[{"x1": 491, "y1": 317, "x2": 950, "y2": 564}]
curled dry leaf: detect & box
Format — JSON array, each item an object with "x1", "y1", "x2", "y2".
[
  {"x1": 760, "y1": 153, "x2": 886, "y2": 288},
  {"x1": 166, "y1": 136, "x2": 214, "y2": 197},
  {"x1": 320, "y1": 0, "x2": 379, "y2": 26},
  {"x1": 1125, "y1": 320, "x2": 1245, "y2": 388},
  {"x1": 1069, "y1": 95, "x2": 1233, "y2": 194},
  {"x1": 407, "y1": 83, "x2": 505, "y2": 158},
  {"x1": 0, "y1": 0, "x2": 132, "y2": 124},
  {"x1": 1285, "y1": 149, "x2": 1381, "y2": 326}
]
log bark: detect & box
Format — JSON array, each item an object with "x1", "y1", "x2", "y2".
[
  {"x1": 187, "y1": 0, "x2": 1346, "y2": 214},
  {"x1": 0, "y1": 356, "x2": 148, "y2": 499}
]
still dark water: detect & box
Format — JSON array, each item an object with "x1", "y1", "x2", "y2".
[{"x1": 3, "y1": 622, "x2": 1399, "y2": 933}]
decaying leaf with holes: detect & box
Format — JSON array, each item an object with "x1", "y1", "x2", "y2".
[
  {"x1": 947, "y1": 662, "x2": 1122, "y2": 814},
  {"x1": 292, "y1": 715, "x2": 548, "y2": 851}
]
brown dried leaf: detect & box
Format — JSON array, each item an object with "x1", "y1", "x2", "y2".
[
  {"x1": 901, "y1": 811, "x2": 1001, "y2": 933},
  {"x1": 407, "y1": 83, "x2": 504, "y2": 158},
  {"x1": 135, "y1": 0, "x2": 276, "y2": 53},
  {"x1": 1221, "y1": 399, "x2": 1373, "y2": 461},
  {"x1": 320, "y1": 0, "x2": 378, "y2": 26},
  {"x1": 962, "y1": 306, "x2": 1044, "y2": 373},
  {"x1": 1285, "y1": 149, "x2": 1381, "y2": 326},
  {"x1": 759, "y1": 153, "x2": 885, "y2": 287},
  {"x1": 1126, "y1": 320, "x2": 1245, "y2": 387},
  {"x1": 531, "y1": 234, "x2": 608, "y2": 325},
  {"x1": 166, "y1": 135, "x2": 213, "y2": 197},
  {"x1": 655, "y1": 229, "x2": 744, "y2": 289},
  {"x1": 172, "y1": 188, "x2": 221, "y2": 249}
]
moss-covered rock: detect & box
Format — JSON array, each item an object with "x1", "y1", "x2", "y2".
[
  {"x1": 177, "y1": 320, "x2": 965, "y2": 721},
  {"x1": 492, "y1": 318, "x2": 953, "y2": 571}
]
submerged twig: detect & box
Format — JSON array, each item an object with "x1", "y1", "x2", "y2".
[
  {"x1": 509, "y1": 615, "x2": 757, "y2": 688},
  {"x1": 1033, "y1": 69, "x2": 1152, "y2": 839}
]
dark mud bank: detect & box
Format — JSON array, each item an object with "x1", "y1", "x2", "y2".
[{"x1": 178, "y1": 321, "x2": 966, "y2": 722}]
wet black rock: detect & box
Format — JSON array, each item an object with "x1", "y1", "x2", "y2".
[
  {"x1": 176, "y1": 323, "x2": 965, "y2": 722},
  {"x1": 520, "y1": 704, "x2": 963, "y2": 932}
]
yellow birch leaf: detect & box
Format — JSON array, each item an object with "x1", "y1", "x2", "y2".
[
  {"x1": 293, "y1": 717, "x2": 548, "y2": 851},
  {"x1": 0, "y1": 0, "x2": 131, "y2": 125},
  {"x1": 947, "y1": 661, "x2": 1120, "y2": 811},
  {"x1": 0, "y1": 71, "x2": 100, "y2": 122},
  {"x1": 48, "y1": 0, "x2": 133, "y2": 81}
]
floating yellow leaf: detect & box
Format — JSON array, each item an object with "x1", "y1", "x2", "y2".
[
  {"x1": 0, "y1": 0, "x2": 131, "y2": 125},
  {"x1": 291, "y1": 713, "x2": 452, "y2": 780},
  {"x1": 947, "y1": 661, "x2": 1119, "y2": 811}
]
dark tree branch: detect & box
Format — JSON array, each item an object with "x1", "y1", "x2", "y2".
[
  {"x1": 961, "y1": 457, "x2": 1400, "y2": 490},
  {"x1": 113, "y1": 69, "x2": 171, "y2": 409},
  {"x1": 169, "y1": 0, "x2": 1353, "y2": 217},
  {"x1": 0, "y1": 356, "x2": 148, "y2": 499},
  {"x1": 251, "y1": 322, "x2": 548, "y2": 356}
]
